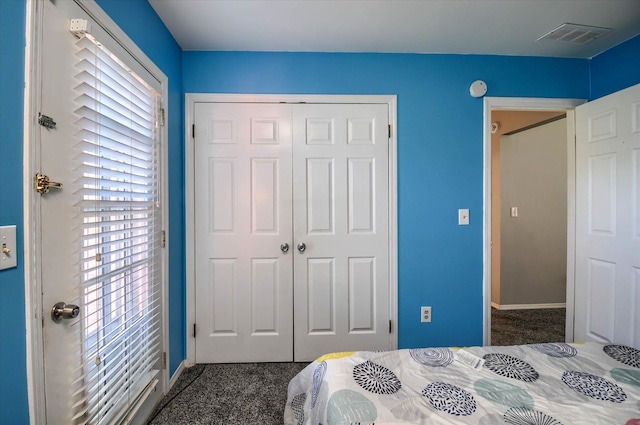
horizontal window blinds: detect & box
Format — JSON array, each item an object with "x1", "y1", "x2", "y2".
[{"x1": 72, "y1": 33, "x2": 162, "y2": 425}]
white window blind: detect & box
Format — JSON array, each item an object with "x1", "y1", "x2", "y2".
[{"x1": 72, "y1": 33, "x2": 162, "y2": 425}]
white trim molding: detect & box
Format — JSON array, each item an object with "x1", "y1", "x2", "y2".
[
  {"x1": 24, "y1": 2, "x2": 46, "y2": 422},
  {"x1": 185, "y1": 93, "x2": 398, "y2": 365},
  {"x1": 483, "y1": 96, "x2": 586, "y2": 347},
  {"x1": 169, "y1": 360, "x2": 187, "y2": 388},
  {"x1": 491, "y1": 302, "x2": 567, "y2": 310}
]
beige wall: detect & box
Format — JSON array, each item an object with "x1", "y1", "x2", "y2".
[
  {"x1": 491, "y1": 111, "x2": 566, "y2": 306},
  {"x1": 500, "y1": 118, "x2": 567, "y2": 305}
]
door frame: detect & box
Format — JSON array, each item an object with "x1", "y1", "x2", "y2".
[
  {"x1": 23, "y1": 1, "x2": 170, "y2": 423},
  {"x1": 482, "y1": 97, "x2": 586, "y2": 346},
  {"x1": 184, "y1": 93, "x2": 398, "y2": 365}
]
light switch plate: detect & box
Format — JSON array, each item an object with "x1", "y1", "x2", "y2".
[
  {"x1": 0, "y1": 225, "x2": 17, "y2": 270},
  {"x1": 458, "y1": 209, "x2": 470, "y2": 225}
]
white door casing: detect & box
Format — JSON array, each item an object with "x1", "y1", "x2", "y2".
[
  {"x1": 26, "y1": 0, "x2": 168, "y2": 423},
  {"x1": 482, "y1": 97, "x2": 585, "y2": 346},
  {"x1": 293, "y1": 104, "x2": 390, "y2": 361},
  {"x1": 194, "y1": 103, "x2": 294, "y2": 362},
  {"x1": 189, "y1": 97, "x2": 397, "y2": 363},
  {"x1": 574, "y1": 83, "x2": 640, "y2": 348}
]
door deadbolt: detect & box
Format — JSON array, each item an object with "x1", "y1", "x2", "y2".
[
  {"x1": 51, "y1": 302, "x2": 80, "y2": 322},
  {"x1": 36, "y1": 173, "x2": 63, "y2": 194}
]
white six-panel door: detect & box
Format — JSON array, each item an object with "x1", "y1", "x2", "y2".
[
  {"x1": 575, "y1": 83, "x2": 640, "y2": 348},
  {"x1": 293, "y1": 104, "x2": 390, "y2": 361},
  {"x1": 194, "y1": 102, "x2": 390, "y2": 362},
  {"x1": 194, "y1": 103, "x2": 294, "y2": 362}
]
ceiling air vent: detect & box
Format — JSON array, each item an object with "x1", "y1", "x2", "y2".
[{"x1": 536, "y1": 23, "x2": 612, "y2": 44}]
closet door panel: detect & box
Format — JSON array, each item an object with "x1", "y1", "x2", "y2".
[
  {"x1": 293, "y1": 104, "x2": 390, "y2": 361},
  {"x1": 194, "y1": 103, "x2": 293, "y2": 363}
]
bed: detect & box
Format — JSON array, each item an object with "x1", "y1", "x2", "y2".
[{"x1": 284, "y1": 342, "x2": 640, "y2": 424}]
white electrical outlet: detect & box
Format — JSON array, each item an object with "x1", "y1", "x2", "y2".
[{"x1": 421, "y1": 306, "x2": 432, "y2": 323}]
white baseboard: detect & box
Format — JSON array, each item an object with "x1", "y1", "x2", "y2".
[
  {"x1": 169, "y1": 360, "x2": 186, "y2": 389},
  {"x1": 492, "y1": 302, "x2": 566, "y2": 310}
]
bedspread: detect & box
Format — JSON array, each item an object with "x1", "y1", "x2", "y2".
[{"x1": 285, "y1": 342, "x2": 640, "y2": 424}]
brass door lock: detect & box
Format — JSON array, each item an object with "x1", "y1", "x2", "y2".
[{"x1": 35, "y1": 173, "x2": 63, "y2": 194}]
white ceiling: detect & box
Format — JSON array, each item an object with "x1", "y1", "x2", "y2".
[{"x1": 149, "y1": 0, "x2": 640, "y2": 58}]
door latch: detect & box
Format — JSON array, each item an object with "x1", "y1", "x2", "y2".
[{"x1": 35, "y1": 173, "x2": 63, "y2": 194}]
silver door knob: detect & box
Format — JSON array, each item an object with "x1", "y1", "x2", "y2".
[
  {"x1": 51, "y1": 302, "x2": 80, "y2": 323},
  {"x1": 297, "y1": 242, "x2": 306, "y2": 253},
  {"x1": 280, "y1": 243, "x2": 289, "y2": 253}
]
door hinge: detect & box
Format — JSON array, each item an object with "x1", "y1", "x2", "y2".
[
  {"x1": 38, "y1": 113, "x2": 56, "y2": 129},
  {"x1": 162, "y1": 352, "x2": 167, "y2": 369},
  {"x1": 388, "y1": 124, "x2": 391, "y2": 139},
  {"x1": 389, "y1": 320, "x2": 392, "y2": 333},
  {"x1": 193, "y1": 323, "x2": 197, "y2": 338},
  {"x1": 160, "y1": 108, "x2": 166, "y2": 127},
  {"x1": 192, "y1": 124, "x2": 195, "y2": 139},
  {"x1": 161, "y1": 230, "x2": 166, "y2": 248}
]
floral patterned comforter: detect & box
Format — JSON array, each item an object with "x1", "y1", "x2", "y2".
[{"x1": 284, "y1": 342, "x2": 640, "y2": 424}]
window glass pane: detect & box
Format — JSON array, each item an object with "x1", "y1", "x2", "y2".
[{"x1": 73, "y1": 33, "x2": 161, "y2": 425}]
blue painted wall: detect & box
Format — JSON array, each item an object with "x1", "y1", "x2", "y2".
[
  {"x1": 590, "y1": 34, "x2": 640, "y2": 100},
  {"x1": 0, "y1": 0, "x2": 29, "y2": 422},
  {"x1": 183, "y1": 52, "x2": 590, "y2": 349}
]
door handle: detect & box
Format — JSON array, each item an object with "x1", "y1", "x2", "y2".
[
  {"x1": 280, "y1": 243, "x2": 289, "y2": 253},
  {"x1": 297, "y1": 242, "x2": 306, "y2": 253},
  {"x1": 51, "y1": 302, "x2": 80, "y2": 323}
]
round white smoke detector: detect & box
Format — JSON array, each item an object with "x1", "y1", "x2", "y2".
[{"x1": 470, "y1": 80, "x2": 487, "y2": 98}]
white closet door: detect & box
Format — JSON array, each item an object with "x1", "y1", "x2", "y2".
[
  {"x1": 292, "y1": 104, "x2": 390, "y2": 361},
  {"x1": 194, "y1": 103, "x2": 294, "y2": 362},
  {"x1": 575, "y1": 83, "x2": 640, "y2": 348}
]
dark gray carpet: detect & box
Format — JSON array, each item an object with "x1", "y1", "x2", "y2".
[
  {"x1": 491, "y1": 307, "x2": 566, "y2": 346},
  {"x1": 147, "y1": 362, "x2": 308, "y2": 425}
]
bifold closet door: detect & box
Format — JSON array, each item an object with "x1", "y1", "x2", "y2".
[
  {"x1": 292, "y1": 104, "x2": 390, "y2": 361},
  {"x1": 193, "y1": 102, "x2": 391, "y2": 363},
  {"x1": 194, "y1": 103, "x2": 294, "y2": 362}
]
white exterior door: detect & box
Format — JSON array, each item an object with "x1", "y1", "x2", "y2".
[
  {"x1": 194, "y1": 103, "x2": 294, "y2": 362},
  {"x1": 293, "y1": 104, "x2": 390, "y2": 361},
  {"x1": 575, "y1": 83, "x2": 640, "y2": 348},
  {"x1": 39, "y1": 2, "x2": 83, "y2": 421},
  {"x1": 36, "y1": 1, "x2": 166, "y2": 422},
  {"x1": 193, "y1": 102, "x2": 390, "y2": 362}
]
